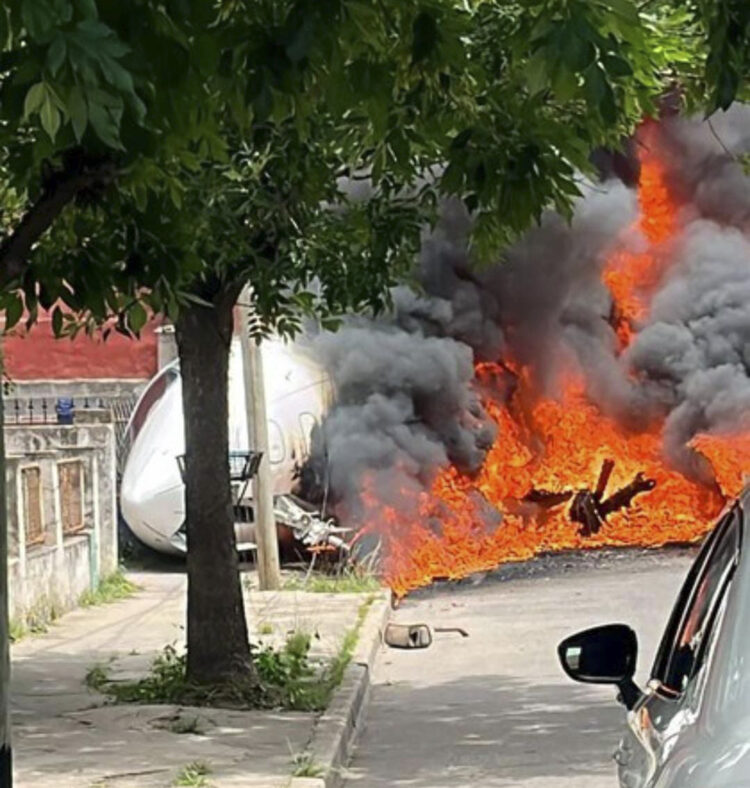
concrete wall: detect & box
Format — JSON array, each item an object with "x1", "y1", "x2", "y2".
[{"x1": 4, "y1": 423, "x2": 118, "y2": 625}]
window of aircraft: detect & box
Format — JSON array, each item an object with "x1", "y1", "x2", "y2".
[{"x1": 268, "y1": 420, "x2": 285, "y2": 464}]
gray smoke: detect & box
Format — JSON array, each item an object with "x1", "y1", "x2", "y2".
[
  {"x1": 313, "y1": 325, "x2": 495, "y2": 509},
  {"x1": 312, "y1": 106, "x2": 750, "y2": 516},
  {"x1": 656, "y1": 105, "x2": 750, "y2": 228},
  {"x1": 626, "y1": 219, "x2": 750, "y2": 472}
]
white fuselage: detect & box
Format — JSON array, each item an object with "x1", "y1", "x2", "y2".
[{"x1": 119, "y1": 336, "x2": 331, "y2": 555}]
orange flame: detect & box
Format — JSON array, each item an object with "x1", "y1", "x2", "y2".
[
  {"x1": 690, "y1": 433, "x2": 750, "y2": 499},
  {"x1": 358, "y1": 124, "x2": 747, "y2": 598},
  {"x1": 603, "y1": 127, "x2": 678, "y2": 348}
]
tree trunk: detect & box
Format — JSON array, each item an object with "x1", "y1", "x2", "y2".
[
  {"x1": 175, "y1": 292, "x2": 254, "y2": 684},
  {"x1": 0, "y1": 393, "x2": 12, "y2": 785}
]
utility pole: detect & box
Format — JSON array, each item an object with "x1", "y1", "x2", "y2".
[
  {"x1": 0, "y1": 393, "x2": 12, "y2": 786},
  {"x1": 239, "y1": 287, "x2": 281, "y2": 590}
]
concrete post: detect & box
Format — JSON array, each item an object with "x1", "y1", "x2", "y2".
[
  {"x1": 156, "y1": 324, "x2": 178, "y2": 370},
  {"x1": 238, "y1": 288, "x2": 281, "y2": 591}
]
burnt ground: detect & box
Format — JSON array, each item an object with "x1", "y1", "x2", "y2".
[{"x1": 408, "y1": 544, "x2": 699, "y2": 599}]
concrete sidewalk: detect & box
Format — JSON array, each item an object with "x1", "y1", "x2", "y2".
[{"x1": 11, "y1": 569, "x2": 378, "y2": 788}]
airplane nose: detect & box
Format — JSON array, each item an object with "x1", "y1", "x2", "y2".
[{"x1": 120, "y1": 450, "x2": 185, "y2": 551}]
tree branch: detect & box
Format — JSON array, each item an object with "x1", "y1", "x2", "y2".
[{"x1": 0, "y1": 156, "x2": 118, "y2": 290}]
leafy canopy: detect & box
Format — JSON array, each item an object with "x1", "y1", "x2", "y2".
[{"x1": 0, "y1": 0, "x2": 745, "y2": 337}]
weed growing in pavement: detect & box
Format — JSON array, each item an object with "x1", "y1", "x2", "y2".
[
  {"x1": 9, "y1": 618, "x2": 27, "y2": 643},
  {"x1": 283, "y1": 566, "x2": 381, "y2": 594},
  {"x1": 79, "y1": 570, "x2": 138, "y2": 607},
  {"x1": 88, "y1": 595, "x2": 376, "y2": 711},
  {"x1": 85, "y1": 658, "x2": 117, "y2": 693},
  {"x1": 173, "y1": 761, "x2": 211, "y2": 787},
  {"x1": 10, "y1": 595, "x2": 65, "y2": 641},
  {"x1": 291, "y1": 751, "x2": 325, "y2": 778},
  {"x1": 10, "y1": 574, "x2": 137, "y2": 644}
]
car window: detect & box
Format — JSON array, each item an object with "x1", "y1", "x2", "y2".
[{"x1": 653, "y1": 508, "x2": 741, "y2": 695}]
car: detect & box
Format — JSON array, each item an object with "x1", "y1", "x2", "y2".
[{"x1": 557, "y1": 485, "x2": 750, "y2": 788}]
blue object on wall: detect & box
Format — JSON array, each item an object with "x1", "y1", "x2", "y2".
[{"x1": 55, "y1": 398, "x2": 75, "y2": 424}]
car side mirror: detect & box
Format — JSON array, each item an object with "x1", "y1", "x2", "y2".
[
  {"x1": 384, "y1": 623, "x2": 432, "y2": 649},
  {"x1": 558, "y1": 624, "x2": 642, "y2": 710}
]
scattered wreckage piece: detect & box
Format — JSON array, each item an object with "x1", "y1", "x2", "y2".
[
  {"x1": 433, "y1": 627, "x2": 470, "y2": 638},
  {"x1": 599, "y1": 472, "x2": 657, "y2": 518},
  {"x1": 384, "y1": 623, "x2": 433, "y2": 649},
  {"x1": 523, "y1": 459, "x2": 657, "y2": 537},
  {"x1": 383, "y1": 623, "x2": 470, "y2": 649},
  {"x1": 522, "y1": 489, "x2": 574, "y2": 509},
  {"x1": 273, "y1": 494, "x2": 352, "y2": 550}
]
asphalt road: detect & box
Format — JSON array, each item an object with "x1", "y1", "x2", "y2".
[{"x1": 344, "y1": 548, "x2": 696, "y2": 788}]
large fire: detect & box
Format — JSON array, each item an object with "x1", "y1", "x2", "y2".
[{"x1": 357, "y1": 124, "x2": 750, "y2": 598}]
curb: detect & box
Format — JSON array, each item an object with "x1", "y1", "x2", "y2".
[{"x1": 289, "y1": 591, "x2": 391, "y2": 788}]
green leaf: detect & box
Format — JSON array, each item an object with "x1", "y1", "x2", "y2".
[
  {"x1": 68, "y1": 85, "x2": 88, "y2": 141},
  {"x1": 584, "y1": 63, "x2": 616, "y2": 122},
  {"x1": 47, "y1": 35, "x2": 67, "y2": 76},
  {"x1": 76, "y1": 18, "x2": 111, "y2": 39},
  {"x1": 552, "y1": 63, "x2": 579, "y2": 101},
  {"x1": 40, "y1": 96, "x2": 61, "y2": 140},
  {"x1": 98, "y1": 56, "x2": 135, "y2": 94},
  {"x1": 254, "y1": 80, "x2": 273, "y2": 122},
  {"x1": 451, "y1": 128, "x2": 473, "y2": 150},
  {"x1": 525, "y1": 51, "x2": 548, "y2": 95},
  {"x1": 4, "y1": 294, "x2": 24, "y2": 332},
  {"x1": 73, "y1": 0, "x2": 98, "y2": 18},
  {"x1": 561, "y1": 31, "x2": 595, "y2": 72},
  {"x1": 128, "y1": 301, "x2": 147, "y2": 334},
  {"x1": 601, "y1": 54, "x2": 634, "y2": 78},
  {"x1": 599, "y1": 82, "x2": 617, "y2": 124},
  {"x1": 599, "y1": 0, "x2": 640, "y2": 25},
  {"x1": 412, "y1": 11, "x2": 439, "y2": 63},
  {"x1": 286, "y1": 16, "x2": 315, "y2": 64},
  {"x1": 51, "y1": 306, "x2": 64, "y2": 337},
  {"x1": 23, "y1": 82, "x2": 46, "y2": 119},
  {"x1": 87, "y1": 90, "x2": 123, "y2": 148},
  {"x1": 21, "y1": 0, "x2": 58, "y2": 39}
]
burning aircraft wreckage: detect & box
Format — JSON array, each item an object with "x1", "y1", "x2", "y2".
[{"x1": 122, "y1": 109, "x2": 750, "y2": 598}]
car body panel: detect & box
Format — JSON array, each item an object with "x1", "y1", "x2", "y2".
[{"x1": 613, "y1": 488, "x2": 750, "y2": 788}]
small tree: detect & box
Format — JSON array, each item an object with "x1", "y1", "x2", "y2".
[{"x1": 0, "y1": 0, "x2": 746, "y2": 693}]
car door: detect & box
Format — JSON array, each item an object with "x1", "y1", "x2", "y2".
[{"x1": 615, "y1": 506, "x2": 742, "y2": 788}]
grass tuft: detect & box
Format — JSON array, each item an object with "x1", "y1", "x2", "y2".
[
  {"x1": 87, "y1": 595, "x2": 377, "y2": 712},
  {"x1": 79, "y1": 570, "x2": 138, "y2": 607},
  {"x1": 291, "y1": 751, "x2": 325, "y2": 778},
  {"x1": 85, "y1": 663, "x2": 111, "y2": 693},
  {"x1": 283, "y1": 567, "x2": 381, "y2": 594},
  {"x1": 173, "y1": 761, "x2": 211, "y2": 787}
]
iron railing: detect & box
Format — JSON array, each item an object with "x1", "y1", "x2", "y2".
[{"x1": 3, "y1": 393, "x2": 139, "y2": 477}]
